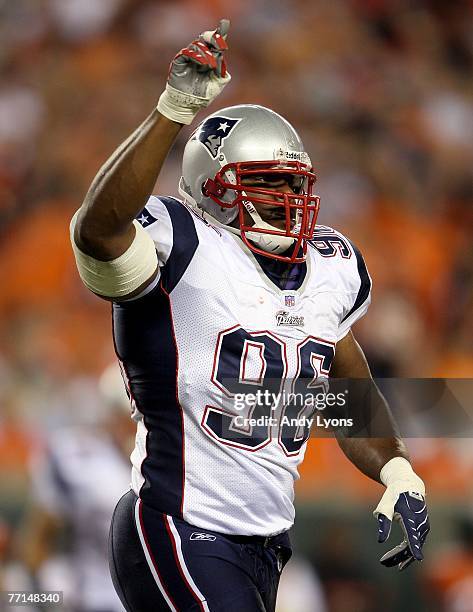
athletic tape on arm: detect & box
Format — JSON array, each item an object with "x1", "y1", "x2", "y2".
[{"x1": 70, "y1": 210, "x2": 158, "y2": 298}]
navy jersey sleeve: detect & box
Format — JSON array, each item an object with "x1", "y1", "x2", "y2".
[{"x1": 130, "y1": 195, "x2": 199, "y2": 298}]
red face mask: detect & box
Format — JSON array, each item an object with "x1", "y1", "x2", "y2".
[{"x1": 202, "y1": 160, "x2": 320, "y2": 263}]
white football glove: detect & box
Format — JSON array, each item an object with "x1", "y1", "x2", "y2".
[
  {"x1": 157, "y1": 19, "x2": 231, "y2": 125},
  {"x1": 374, "y1": 457, "x2": 430, "y2": 571}
]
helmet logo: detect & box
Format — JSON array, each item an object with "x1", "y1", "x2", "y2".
[{"x1": 197, "y1": 116, "x2": 241, "y2": 159}]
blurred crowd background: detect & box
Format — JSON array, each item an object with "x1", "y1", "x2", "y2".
[{"x1": 1, "y1": 0, "x2": 473, "y2": 610}]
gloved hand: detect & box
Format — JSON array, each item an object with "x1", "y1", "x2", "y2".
[
  {"x1": 374, "y1": 457, "x2": 430, "y2": 571},
  {"x1": 157, "y1": 19, "x2": 231, "y2": 125}
]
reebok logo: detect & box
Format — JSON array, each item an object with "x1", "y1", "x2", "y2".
[
  {"x1": 274, "y1": 148, "x2": 311, "y2": 165},
  {"x1": 190, "y1": 532, "x2": 216, "y2": 542}
]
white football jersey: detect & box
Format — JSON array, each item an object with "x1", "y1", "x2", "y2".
[{"x1": 113, "y1": 196, "x2": 371, "y2": 536}]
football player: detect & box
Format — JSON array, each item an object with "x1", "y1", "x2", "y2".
[{"x1": 70, "y1": 20, "x2": 430, "y2": 612}]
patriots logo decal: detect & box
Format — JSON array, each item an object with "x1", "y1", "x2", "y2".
[{"x1": 195, "y1": 116, "x2": 241, "y2": 159}]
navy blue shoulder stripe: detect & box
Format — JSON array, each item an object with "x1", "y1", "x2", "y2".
[
  {"x1": 158, "y1": 196, "x2": 199, "y2": 293},
  {"x1": 341, "y1": 242, "x2": 371, "y2": 323}
]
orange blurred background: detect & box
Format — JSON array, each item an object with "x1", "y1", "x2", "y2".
[{"x1": 1, "y1": 1, "x2": 473, "y2": 610}]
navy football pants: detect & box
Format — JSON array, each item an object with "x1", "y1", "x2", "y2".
[{"x1": 109, "y1": 490, "x2": 292, "y2": 611}]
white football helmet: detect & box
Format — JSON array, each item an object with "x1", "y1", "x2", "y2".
[{"x1": 178, "y1": 104, "x2": 320, "y2": 263}]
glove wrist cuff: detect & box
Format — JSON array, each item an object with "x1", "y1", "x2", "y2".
[
  {"x1": 157, "y1": 85, "x2": 208, "y2": 125},
  {"x1": 380, "y1": 457, "x2": 425, "y2": 494}
]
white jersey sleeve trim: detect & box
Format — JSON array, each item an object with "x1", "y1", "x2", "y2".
[
  {"x1": 139, "y1": 195, "x2": 200, "y2": 294},
  {"x1": 137, "y1": 195, "x2": 174, "y2": 266},
  {"x1": 337, "y1": 297, "x2": 371, "y2": 340},
  {"x1": 336, "y1": 239, "x2": 372, "y2": 341}
]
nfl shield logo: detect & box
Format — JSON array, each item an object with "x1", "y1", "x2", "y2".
[{"x1": 285, "y1": 295, "x2": 295, "y2": 308}]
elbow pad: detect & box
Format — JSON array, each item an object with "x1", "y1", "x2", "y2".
[{"x1": 70, "y1": 210, "x2": 158, "y2": 298}]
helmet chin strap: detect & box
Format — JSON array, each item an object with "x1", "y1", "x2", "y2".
[{"x1": 240, "y1": 196, "x2": 296, "y2": 255}]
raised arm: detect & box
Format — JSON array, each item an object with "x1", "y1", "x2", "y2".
[
  {"x1": 71, "y1": 20, "x2": 231, "y2": 299},
  {"x1": 332, "y1": 331, "x2": 430, "y2": 571},
  {"x1": 74, "y1": 114, "x2": 182, "y2": 260}
]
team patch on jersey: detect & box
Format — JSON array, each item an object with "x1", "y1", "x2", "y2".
[
  {"x1": 275, "y1": 310, "x2": 304, "y2": 327},
  {"x1": 136, "y1": 208, "x2": 158, "y2": 227},
  {"x1": 190, "y1": 532, "x2": 216, "y2": 541},
  {"x1": 196, "y1": 116, "x2": 241, "y2": 159}
]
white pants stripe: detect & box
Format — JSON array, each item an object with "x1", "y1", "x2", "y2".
[
  {"x1": 134, "y1": 498, "x2": 177, "y2": 611},
  {"x1": 165, "y1": 515, "x2": 210, "y2": 611}
]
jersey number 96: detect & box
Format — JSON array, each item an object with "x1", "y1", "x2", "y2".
[{"x1": 201, "y1": 325, "x2": 335, "y2": 455}]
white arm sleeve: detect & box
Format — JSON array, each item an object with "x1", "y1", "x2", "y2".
[{"x1": 70, "y1": 211, "x2": 159, "y2": 299}]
